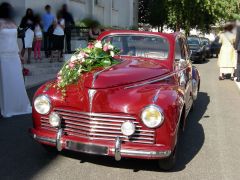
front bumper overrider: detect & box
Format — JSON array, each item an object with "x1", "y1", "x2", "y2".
[{"x1": 30, "y1": 128, "x2": 171, "y2": 160}]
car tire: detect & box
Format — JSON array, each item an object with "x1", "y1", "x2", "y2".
[
  {"x1": 158, "y1": 128, "x2": 181, "y2": 171},
  {"x1": 42, "y1": 144, "x2": 58, "y2": 154}
]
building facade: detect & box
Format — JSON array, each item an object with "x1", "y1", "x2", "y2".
[{"x1": 0, "y1": 0, "x2": 138, "y2": 28}]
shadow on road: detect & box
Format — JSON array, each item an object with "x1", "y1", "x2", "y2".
[
  {"x1": 0, "y1": 85, "x2": 59, "y2": 179},
  {"x1": 0, "y1": 85, "x2": 209, "y2": 178},
  {"x1": 192, "y1": 59, "x2": 210, "y2": 64},
  {"x1": 61, "y1": 91, "x2": 210, "y2": 172}
]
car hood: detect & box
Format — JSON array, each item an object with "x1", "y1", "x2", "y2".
[{"x1": 82, "y1": 59, "x2": 170, "y2": 89}]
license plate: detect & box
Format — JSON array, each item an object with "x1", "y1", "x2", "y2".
[{"x1": 66, "y1": 141, "x2": 108, "y2": 155}]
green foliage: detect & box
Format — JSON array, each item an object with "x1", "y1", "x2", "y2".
[
  {"x1": 75, "y1": 18, "x2": 100, "y2": 28},
  {"x1": 57, "y1": 41, "x2": 120, "y2": 96},
  {"x1": 141, "y1": 0, "x2": 240, "y2": 33}
]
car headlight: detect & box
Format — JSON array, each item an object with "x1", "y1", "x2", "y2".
[
  {"x1": 49, "y1": 112, "x2": 61, "y2": 127},
  {"x1": 34, "y1": 95, "x2": 51, "y2": 115},
  {"x1": 141, "y1": 105, "x2": 164, "y2": 128}
]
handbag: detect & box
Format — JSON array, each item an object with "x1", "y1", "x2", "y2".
[{"x1": 17, "y1": 27, "x2": 27, "y2": 39}]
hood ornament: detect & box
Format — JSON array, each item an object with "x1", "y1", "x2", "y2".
[{"x1": 88, "y1": 89, "x2": 96, "y2": 113}]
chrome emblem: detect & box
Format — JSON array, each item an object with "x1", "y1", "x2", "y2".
[{"x1": 88, "y1": 89, "x2": 96, "y2": 112}]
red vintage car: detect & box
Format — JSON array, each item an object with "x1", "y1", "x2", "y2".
[{"x1": 30, "y1": 30, "x2": 200, "y2": 170}]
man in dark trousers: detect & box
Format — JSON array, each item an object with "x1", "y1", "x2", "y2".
[
  {"x1": 235, "y1": 21, "x2": 240, "y2": 82},
  {"x1": 42, "y1": 5, "x2": 55, "y2": 58},
  {"x1": 61, "y1": 4, "x2": 75, "y2": 53}
]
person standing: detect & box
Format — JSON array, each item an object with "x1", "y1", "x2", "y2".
[
  {"x1": 34, "y1": 15, "x2": 43, "y2": 61},
  {"x1": 234, "y1": 21, "x2": 240, "y2": 82},
  {"x1": 89, "y1": 22, "x2": 101, "y2": 41},
  {"x1": 218, "y1": 23, "x2": 236, "y2": 80},
  {"x1": 42, "y1": 5, "x2": 54, "y2": 58},
  {"x1": 51, "y1": 11, "x2": 65, "y2": 62},
  {"x1": 20, "y1": 8, "x2": 34, "y2": 64},
  {"x1": 0, "y1": 2, "x2": 31, "y2": 118},
  {"x1": 61, "y1": 4, "x2": 75, "y2": 53}
]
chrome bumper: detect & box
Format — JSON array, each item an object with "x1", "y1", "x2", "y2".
[{"x1": 31, "y1": 130, "x2": 171, "y2": 159}]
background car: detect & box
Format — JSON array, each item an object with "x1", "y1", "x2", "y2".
[
  {"x1": 210, "y1": 36, "x2": 221, "y2": 58},
  {"x1": 200, "y1": 37, "x2": 212, "y2": 58},
  {"x1": 187, "y1": 36, "x2": 207, "y2": 63}
]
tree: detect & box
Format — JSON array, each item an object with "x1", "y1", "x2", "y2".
[
  {"x1": 138, "y1": 0, "x2": 150, "y2": 24},
  {"x1": 147, "y1": 0, "x2": 168, "y2": 31},
  {"x1": 142, "y1": 0, "x2": 240, "y2": 34}
]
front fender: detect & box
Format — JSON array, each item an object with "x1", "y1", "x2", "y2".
[{"x1": 153, "y1": 87, "x2": 185, "y2": 150}]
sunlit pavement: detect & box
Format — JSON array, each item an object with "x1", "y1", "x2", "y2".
[{"x1": 1, "y1": 58, "x2": 240, "y2": 180}]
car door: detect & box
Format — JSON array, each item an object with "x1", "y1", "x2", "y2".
[{"x1": 175, "y1": 37, "x2": 193, "y2": 114}]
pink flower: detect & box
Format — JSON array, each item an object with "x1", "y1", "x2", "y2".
[
  {"x1": 69, "y1": 62, "x2": 76, "y2": 69},
  {"x1": 87, "y1": 43, "x2": 94, "y2": 49},
  {"x1": 103, "y1": 44, "x2": 109, "y2": 52},
  {"x1": 57, "y1": 75, "x2": 62, "y2": 82}
]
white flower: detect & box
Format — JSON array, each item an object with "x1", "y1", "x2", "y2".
[
  {"x1": 94, "y1": 41, "x2": 102, "y2": 48},
  {"x1": 110, "y1": 51, "x2": 115, "y2": 57},
  {"x1": 108, "y1": 44, "x2": 114, "y2": 50},
  {"x1": 70, "y1": 55, "x2": 78, "y2": 62},
  {"x1": 81, "y1": 58, "x2": 85, "y2": 62},
  {"x1": 77, "y1": 53, "x2": 84, "y2": 59}
]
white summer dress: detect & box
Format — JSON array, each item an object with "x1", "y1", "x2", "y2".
[{"x1": 0, "y1": 19, "x2": 31, "y2": 117}]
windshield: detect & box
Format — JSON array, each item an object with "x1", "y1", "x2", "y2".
[
  {"x1": 187, "y1": 37, "x2": 200, "y2": 45},
  {"x1": 102, "y1": 35, "x2": 169, "y2": 60}
]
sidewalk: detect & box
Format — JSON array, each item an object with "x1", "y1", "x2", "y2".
[
  {"x1": 23, "y1": 57, "x2": 64, "y2": 89},
  {"x1": 235, "y1": 80, "x2": 240, "y2": 90}
]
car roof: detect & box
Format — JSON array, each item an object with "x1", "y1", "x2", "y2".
[{"x1": 98, "y1": 30, "x2": 177, "y2": 41}]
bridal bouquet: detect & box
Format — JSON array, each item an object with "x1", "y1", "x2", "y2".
[{"x1": 56, "y1": 41, "x2": 120, "y2": 95}]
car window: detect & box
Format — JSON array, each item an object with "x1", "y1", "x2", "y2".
[
  {"x1": 187, "y1": 37, "x2": 200, "y2": 45},
  {"x1": 102, "y1": 35, "x2": 170, "y2": 60}
]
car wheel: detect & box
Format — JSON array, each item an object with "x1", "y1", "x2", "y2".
[
  {"x1": 158, "y1": 147, "x2": 177, "y2": 171},
  {"x1": 42, "y1": 144, "x2": 58, "y2": 154},
  {"x1": 158, "y1": 128, "x2": 181, "y2": 171}
]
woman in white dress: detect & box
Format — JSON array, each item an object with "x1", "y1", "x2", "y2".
[
  {"x1": 218, "y1": 24, "x2": 236, "y2": 80},
  {"x1": 0, "y1": 2, "x2": 32, "y2": 118}
]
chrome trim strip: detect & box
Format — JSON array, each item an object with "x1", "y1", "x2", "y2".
[
  {"x1": 32, "y1": 134, "x2": 56, "y2": 144},
  {"x1": 152, "y1": 89, "x2": 161, "y2": 103},
  {"x1": 88, "y1": 89, "x2": 96, "y2": 113},
  {"x1": 124, "y1": 68, "x2": 188, "y2": 89},
  {"x1": 110, "y1": 148, "x2": 171, "y2": 158},
  {"x1": 54, "y1": 108, "x2": 136, "y2": 120},
  {"x1": 92, "y1": 68, "x2": 110, "y2": 87},
  {"x1": 61, "y1": 115, "x2": 138, "y2": 124},
  {"x1": 64, "y1": 127, "x2": 154, "y2": 138},
  {"x1": 125, "y1": 73, "x2": 175, "y2": 89}
]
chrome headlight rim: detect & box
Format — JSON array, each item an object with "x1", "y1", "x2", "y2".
[
  {"x1": 34, "y1": 94, "x2": 51, "y2": 115},
  {"x1": 141, "y1": 105, "x2": 164, "y2": 129}
]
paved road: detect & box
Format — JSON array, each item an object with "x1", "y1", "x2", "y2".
[{"x1": 1, "y1": 58, "x2": 240, "y2": 180}]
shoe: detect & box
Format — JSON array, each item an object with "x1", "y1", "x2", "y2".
[
  {"x1": 231, "y1": 77, "x2": 234, "y2": 81},
  {"x1": 219, "y1": 76, "x2": 224, "y2": 80}
]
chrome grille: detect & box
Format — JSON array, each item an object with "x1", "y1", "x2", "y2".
[{"x1": 40, "y1": 108, "x2": 155, "y2": 144}]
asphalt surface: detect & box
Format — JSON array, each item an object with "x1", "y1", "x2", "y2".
[{"x1": 1, "y1": 58, "x2": 240, "y2": 180}]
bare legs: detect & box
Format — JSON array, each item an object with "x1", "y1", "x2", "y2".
[{"x1": 21, "y1": 48, "x2": 32, "y2": 64}]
